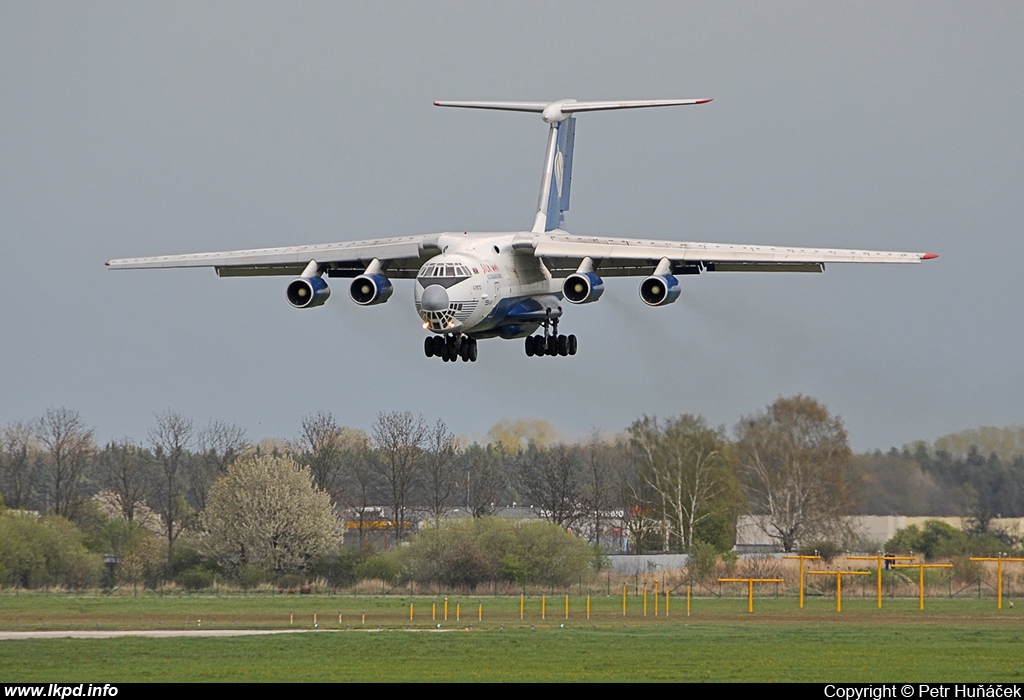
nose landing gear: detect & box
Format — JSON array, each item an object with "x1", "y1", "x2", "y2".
[
  {"x1": 424, "y1": 334, "x2": 478, "y2": 362},
  {"x1": 524, "y1": 311, "x2": 577, "y2": 358}
]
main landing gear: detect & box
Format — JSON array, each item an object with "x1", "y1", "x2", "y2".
[
  {"x1": 424, "y1": 334, "x2": 478, "y2": 363},
  {"x1": 525, "y1": 312, "x2": 577, "y2": 358}
]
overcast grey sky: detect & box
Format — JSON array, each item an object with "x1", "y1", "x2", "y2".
[{"x1": 2, "y1": 2, "x2": 1021, "y2": 451}]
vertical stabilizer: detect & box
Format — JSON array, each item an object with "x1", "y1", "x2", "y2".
[
  {"x1": 532, "y1": 117, "x2": 576, "y2": 232},
  {"x1": 545, "y1": 117, "x2": 575, "y2": 231}
]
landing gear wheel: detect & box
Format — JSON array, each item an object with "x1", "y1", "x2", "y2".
[
  {"x1": 432, "y1": 336, "x2": 445, "y2": 357},
  {"x1": 468, "y1": 338, "x2": 478, "y2": 362},
  {"x1": 424, "y1": 337, "x2": 435, "y2": 357},
  {"x1": 568, "y1": 334, "x2": 578, "y2": 355},
  {"x1": 525, "y1": 336, "x2": 535, "y2": 357},
  {"x1": 547, "y1": 335, "x2": 558, "y2": 356},
  {"x1": 557, "y1": 334, "x2": 568, "y2": 356}
]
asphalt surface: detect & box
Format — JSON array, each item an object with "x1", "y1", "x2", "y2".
[{"x1": 0, "y1": 629, "x2": 316, "y2": 640}]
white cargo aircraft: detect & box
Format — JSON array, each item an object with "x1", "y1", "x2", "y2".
[{"x1": 107, "y1": 98, "x2": 936, "y2": 362}]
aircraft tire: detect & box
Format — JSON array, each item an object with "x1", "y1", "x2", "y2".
[
  {"x1": 433, "y1": 336, "x2": 445, "y2": 357},
  {"x1": 568, "y1": 334, "x2": 578, "y2": 355},
  {"x1": 468, "y1": 339, "x2": 478, "y2": 362},
  {"x1": 558, "y1": 335, "x2": 568, "y2": 356},
  {"x1": 525, "y1": 336, "x2": 535, "y2": 356},
  {"x1": 424, "y1": 337, "x2": 434, "y2": 357}
]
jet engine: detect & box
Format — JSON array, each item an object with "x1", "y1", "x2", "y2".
[
  {"x1": 286, "y1": 276, "x2": 330, "y2": 308},
  {"x1": 349, "y1": 273, "x2": 393, "y2": 306},
  {"x1": 639, "y1": 274, "x2": 680, "y2": 306},
  {"x1": 562, "y1": 272, "x2": 604, "y2": 304}
]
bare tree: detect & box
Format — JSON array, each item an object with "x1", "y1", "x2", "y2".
[
  {"x1": 422, "y1": 419, "x2": 459, "y2": 524},
  {"x1": 35, "y1": 408, "x2": 95, "y2": 519},
  {"x1": 371, "y1": 411, "x2": 426, "y2": 541},
  {"x1": 580, "y1": 433, "x2": 627, "y2": 548},
  {"x1": 0, "y1": 421, "x2": 41, "y2": 510},
  {"x1": 735, "y1": 395, "x2": 855, "y2": 552},
  {"x1": 519, "y1": 443, "x2": 584, "y2": 529},
  {"x1": 295, "y1": 412, "x2": 349, "y2": 500},
  {"x1": 149, "y1": 410, "x2": 194, "y2": 559},
  {"x1": 460, "y1": 442, "x2": 509, "y2": 518},
  {"x1": 620, "y1": 455, "x2": 660, "y2": 554},
  {"x1": 189, "y1": 419, "x2": 249, "y2": 510},
  {"x1": 337, "y1": 434, "x2": 378, "y2": 551},
  {"x1": 97, "y1": 438, "x2": 153, "y2": 521}
]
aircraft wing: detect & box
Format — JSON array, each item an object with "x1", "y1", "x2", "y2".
[
  {"x1": 105, "y1": 234, "x2": 445, "y2": 279},
  {"x1": 527, "y1": 234, "x2": 937, "y2": 277}
]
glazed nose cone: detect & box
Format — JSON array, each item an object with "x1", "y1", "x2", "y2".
[{"x1": 421, "y1": 284, "x2": 450, "y2": 312}]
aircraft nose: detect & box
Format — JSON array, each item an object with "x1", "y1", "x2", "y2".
[{"x1": 420, "y1": 284, "x2": 450, "y2": 312}]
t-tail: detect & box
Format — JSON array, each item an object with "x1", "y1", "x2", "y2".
[{"x1": 434, "y1": 98, "x2": 712, "y2": 233}]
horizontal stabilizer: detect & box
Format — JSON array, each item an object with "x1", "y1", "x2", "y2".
[
  {"x1": 435, "y1": 98, "x2": 712, "y2": 122},
  {"x1": 561, "y1": 99, "x2": 712, "y2": 113},
  {"x1": 433, "y1": 101, "x2": 550, "y2": 112}
]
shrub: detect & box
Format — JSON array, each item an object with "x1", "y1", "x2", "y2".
[
  {"x1": 0, "y1": 512, "x2": 103, "y2": 589},
  {"x1": 398, "y1": 517, "x2": 592, "y2": 589},
  {"x1": 685, "y1": 539, "x2": 720, "y2": 583},
  {"x1": 886, "y1": 520, "x2": 971, "y2": 559},
  {"x1": 799, "y1": 540, "x2": 843, "y2": 563},
  {"x1": 176, "y1": 566, "x2": 216, "y2": 591},
  {"x1": 353, "y1": 550, "x2": 405, "y2": 585}
]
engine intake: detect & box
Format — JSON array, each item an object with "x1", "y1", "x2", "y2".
[
  {"x1": 286, "y1": 276, "x2": 330, "y2": 308},
  {"x1": 350, "y1": 273, "x2": 393, "y2": 306},
  {"x1": 562, "y1": 272, "x2": 604, "y2": 304},
  {"x1": 639, "y1": 274, "x2": 680, "y2": 306}
]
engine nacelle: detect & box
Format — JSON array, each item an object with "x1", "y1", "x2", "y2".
[
  {"x1": 639, "y1": 274, "x2": 680, "y2": 306},
  {"x1": 349, "y1": 273, "x2": 393, "y2": 306},
  {"x1": 286, "y1": 276, "x2": 331, "y2": 308},
  {"x1": 562, "y1": 272, "x2": 605, "y2": 304}
]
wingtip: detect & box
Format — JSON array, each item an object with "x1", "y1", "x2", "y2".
[
  {"x1": 696, "y1": 98, "x2": 713, "y2": 104},
  {"x1": 922, "y1": 253, "x2": 939, "y2": 260}
]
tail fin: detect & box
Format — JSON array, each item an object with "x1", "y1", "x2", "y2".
[{"x1": 542, "y1": 117, "x2": 575, "y2": 232}]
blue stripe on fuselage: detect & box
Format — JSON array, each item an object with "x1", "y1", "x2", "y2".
[{"x1": 475, "y1": 294, "x2": 563, "y2": 331}]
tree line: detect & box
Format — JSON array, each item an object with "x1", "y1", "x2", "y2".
[
  {"x1": 855, "y1": 443, "x2": 1024, "y2": 529},
  {"x1": 2, "y1": 398, "x2": 1023, "y2": 589}
]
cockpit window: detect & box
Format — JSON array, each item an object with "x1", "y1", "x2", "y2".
[
  {"x1": 417, "y1": 260, "x2": 474, "y2": 289},
  {"x1": 418, "y1": 262, "x2": 472, "y2": 279}
]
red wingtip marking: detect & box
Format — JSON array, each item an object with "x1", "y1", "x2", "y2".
[
  {"x1": 696, "y1": 98, "x2": 713, "y2": 104},
  {"x1": 433, "y1": 101, "x2": 440, "y2": 106},
  {"x1": 922, "y1": 253, "x2": 939, "y2": 260},
  {"x1": 104, "y1": 260, "x2": 110, "y2": 266}
]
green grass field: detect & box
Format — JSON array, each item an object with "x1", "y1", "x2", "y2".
[{"x1": 1, "y1": 593, "x2": 1022, "y2": 682}]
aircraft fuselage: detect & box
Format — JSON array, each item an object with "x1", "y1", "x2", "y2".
[{"x1": 413, "y1": 232, "x2": 563, "y2": 340}]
